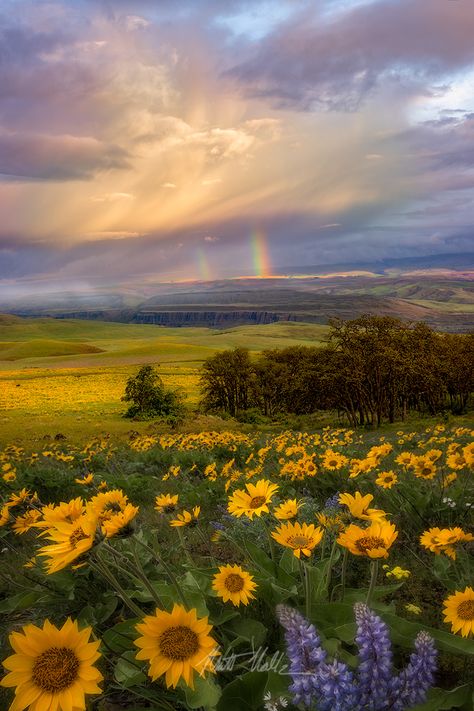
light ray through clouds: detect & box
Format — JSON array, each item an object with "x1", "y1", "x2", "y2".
[{"x1": 0, "y1": 0, "x2": 473, "y2": 288}]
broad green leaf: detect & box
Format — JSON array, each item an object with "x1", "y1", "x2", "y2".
[
  {"x1": 0, "y1": 589, "x2": 46, "y2": 613},
  {"x1": 414, "y1": 684, "x2": 473, "y2": 710},
  {"x1": 183, "y1": 676, "x2": 222, "y2": 710},
  {"x1": 114, "y1": 650, "x2": 147, "y2": 688},
  {"x1": 217, "y1": 671, "x2": 268, "y2": 711}
]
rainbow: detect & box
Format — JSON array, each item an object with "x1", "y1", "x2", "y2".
[
  {"x1": 196, "y1": 248, "x2": 210, "y2": 281},
  {"x1": 250, "y1": 228, "x2": 271, "y2": 277}
]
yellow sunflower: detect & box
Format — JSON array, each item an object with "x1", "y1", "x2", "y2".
[
  {"x1": 375, "y1": 471, "x2": 398, "y2": 489},
  {"x1": 8, "y1": 488, "x2": 35, "y2": 509},
  {"x1": 413, "y1": 459, "x2": 437, "y2": 480},
  {"x1": 12, "y1": 510, "x2": 42, "y2": 535},
  {"x1": 88, "y1": 489, "x2": 129, "y2": 523},
  {"x1": 321, "y1": 450, "x2": 349, "y2": 471},
  {"x1": 0, "y1": 618, "x2": 102, "y2": 711},
  {"x1": 227, "y1": 479, "x2": 278, "y2": 519},
  {"x1": 462, "y1": 442, "x2": 474, "y2": 466},
  {"x1": 36, "y1": 498, "x2": 85, "y2": 529},
  {"x1": 134, "y1": 604, "x2": 218, "y2": 689},
  {"x1": 87, "y1": 490, "x2": 137, "y2": 537},
  {"x1": 75, "y1": 473, "x2": 94, "y2": 485},
  {"x1": 337, "y1": 521, "x2": 398, "y2": 559},
  {"x1": 1, "y1": 504, "x2": 12, "y2": 528},
  {"x1": 170, "y1": 506, "x2": 201, "y2": 527},
  {"x1": 338, "y1": 492, "x2": 387, "y2": 522},
  {"x1": 100, "y1": 503, "x2": 139, "y2": 538},
  {"x1": 155, "y1": 494, "x2": 179, "y2": 514},
  {"x1": 316, "y1": 512, "x2": 345, "y2": 532},
  {"x1": 443, "y1": 587, "x2": 474, "y2": 637},
  {"x1": 446, "y1": 452, "x2": 468, "y2": 470},
  {"x1": 212, "y1": 564, "x2": 257, "y2": 606},
  {"x1": 271, "y1": 521, "x2": 324, "y2": 558},
  {"x1": 420, "y1": 527, "x2": 473, "y2": 560},
  {"x1": 274, "y1": 498, "x2": 303, "y2": 520},
  {"x1": 37, "y1": 513, "x2": 98, "y2": 574},
  {"x1": 395, "y1": 452, "x2": 413, "y2": 468}
]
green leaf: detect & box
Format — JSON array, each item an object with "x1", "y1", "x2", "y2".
[
  {"x1": 414, "y1": 684, "x2": 473, "y2": 710},
  {"x1": 245, "y1": 542, "x2": 276, "y2": 576},
  {"x1": 379, "y1": 612, "x2": 474, "y2": 657},
  {"x1": 114, "y1": 650, "x2": 147, "y2": 688},
  {"x1": 279, "y1": 549, "x2": 300, "y2": 574},
  {"x1": 183, "y1": 676, "x2": 222, "y2": 710},
  {"x1": 0, "y1": 589, "x2": 46, "y2": 613},
  {"x1": 102, "y1": 619, "x2": 139, "y2": 654},
  {"x1": 217, "y1": 671, "x2": 268, "y2": 711},
  {"x1": 227, "y1": 617, "x2": 267, "y2": 647},
  {"x1": 183, "y1": 569, "x2": 213, "y2": 595}
]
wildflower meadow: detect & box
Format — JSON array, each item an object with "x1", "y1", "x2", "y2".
[{"x1": 0, "y1": 424, "x2": 473, "y2": 710}]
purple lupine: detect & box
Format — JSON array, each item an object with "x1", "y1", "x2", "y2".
[
  {"x1": 389, "y1": 631, "x2": 437, "y2": 710},
  {"x1": 313, "y1": 659, "x2": 358, "y2": 711},
  {"x1": 210, "y1": 520, "x2": 226, "y2": 530},
  {"x1": 276, "y1": 604, "x2": 327, "y2": 707},
  {"x1": 277, "y1": 604, "x2": 436, "y2": 711},
  {"x1": 354, "y1": 602, "x2": 394, "y2": 710},
  {"x1": 324, "y1": 492, "x2": 342, "y2": 510}
]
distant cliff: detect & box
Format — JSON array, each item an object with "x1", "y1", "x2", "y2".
[{"x1": 131, "y1": 311, "x2": 293, "y2": 327}]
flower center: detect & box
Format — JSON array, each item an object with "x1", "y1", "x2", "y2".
[
  {"x1": 32, "y1": 647, "x2": 79, "y2": 692},
  {"x1": 105, "y1": 502, "x2": 123, "y2": 513},
  {"x1": 69, "y1": 527, "x2": 88, "y2": 547},
  {"x1": 224, "y1": 573, "x2": 245, "y2": 592},
  {"x1": 421, "y1": 468, "x2": 433, "y2": 477},
  {"x1": 158, "y1": 625, "x2": 199, "y2": 661},
  {"x1": 287, "y1": 535, "x2": 310, "y2": 548},
  {"x1": 328, "y1": 460, "x2": 338, "y2": 467},
  {"x1": 457, "y1": 600, "x2": 474, "y2": 620},
  {"x1": 249, "y1": 496, "x2": 266, "y2": 509},
  {"x1": 356, "y1": 535, "x2": 385, "y2": 552}
]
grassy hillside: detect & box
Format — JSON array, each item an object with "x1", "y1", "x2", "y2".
[{"x1": 0, "y1": 317, "x2": 329, "y2": 446}]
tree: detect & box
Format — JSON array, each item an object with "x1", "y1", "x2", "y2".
[
  {"x1": 122, "y1": 365, "x2": 185, "y2": 422},
  {"x1": 200, "y1": 348, "x2": 254, "y2": 416}
]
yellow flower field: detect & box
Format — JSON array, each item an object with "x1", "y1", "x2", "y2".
[{"x1": 0, "y1": 366, "x2": 201, "y2": 415}]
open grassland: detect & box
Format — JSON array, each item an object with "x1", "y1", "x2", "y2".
[{"x1": 0, "y1": 317, "x2": 329, "y2": 447}]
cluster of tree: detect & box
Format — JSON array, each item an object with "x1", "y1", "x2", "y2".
[
  {"x1": 122, "y1": 365, "x2": 185, "y2": 424},
  {"x1": 200, "y1": 316, "x2": 474, "y2": 426}
]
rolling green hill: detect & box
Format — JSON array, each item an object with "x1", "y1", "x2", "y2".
[{"x1": 0, "y1": 318, "x2": 329, "y2": 369}]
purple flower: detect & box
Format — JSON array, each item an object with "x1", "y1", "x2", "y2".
[
  {"x1": 210, "y1": 520, "x2": 226, "y2": 531},
  {"x1": 313, "y1": 659, "x2": 358, "y2": 711},
  {"x1": 389, "y1": 631, "x2": 437, "y2": 710},
  {"x1": 324, "y1": 493, "x2": 342, "y2": 510},
  {"x1": 277, "y1": 604, "x2": 437, "y2": 710},
  {"x1": 354, "y1": 602, "x2": 393, "y2": 709},
  {"x1": 276, "y1": 605, "x2": 326, "y2": 706}
]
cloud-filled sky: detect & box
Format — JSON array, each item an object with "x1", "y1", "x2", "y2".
[{"x1": 0, "y1": 0, "x2": 473, "y2": 286}]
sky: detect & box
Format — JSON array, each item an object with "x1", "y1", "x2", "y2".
[{"x1": 0, "y1": 0, "x2": 473, "y2": 289}]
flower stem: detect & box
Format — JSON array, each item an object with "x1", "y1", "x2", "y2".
[
  {"x1": 133, "y1": 536, "x2": 189, "y2": 608},
  {"x1": 89, "y1": 557, "x2": 143, "y2": 618},
  {"x1": 325, "y1": 537, "x2": 338, "y2": 598},
  {"x1": 176, "y1": 527, "x2": 194, "y2": 565},
  {"x1": 262, "y1": 516, "x2": 277, "y2": 562},
  {"x1": 340, "y1": 548, "x2": 348, "y2": 602},
  {"x1": 299, "y1": 559, "x2": 311, "y2": 618},
  {"x1": 366, "y1": 560, "x2": 379, "y2": 606}
]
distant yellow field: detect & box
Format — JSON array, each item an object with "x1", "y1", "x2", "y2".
[{"x1": 0, "y1": 365, "x2": 201, "y2": 415}]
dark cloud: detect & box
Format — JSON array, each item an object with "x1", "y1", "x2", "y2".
[
  {"x1": 227, "y1": 0, "x2": 474, "y2": 110},
  {"x1": 0, "y1": 132, "x2": 129, "y2": 181}
]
